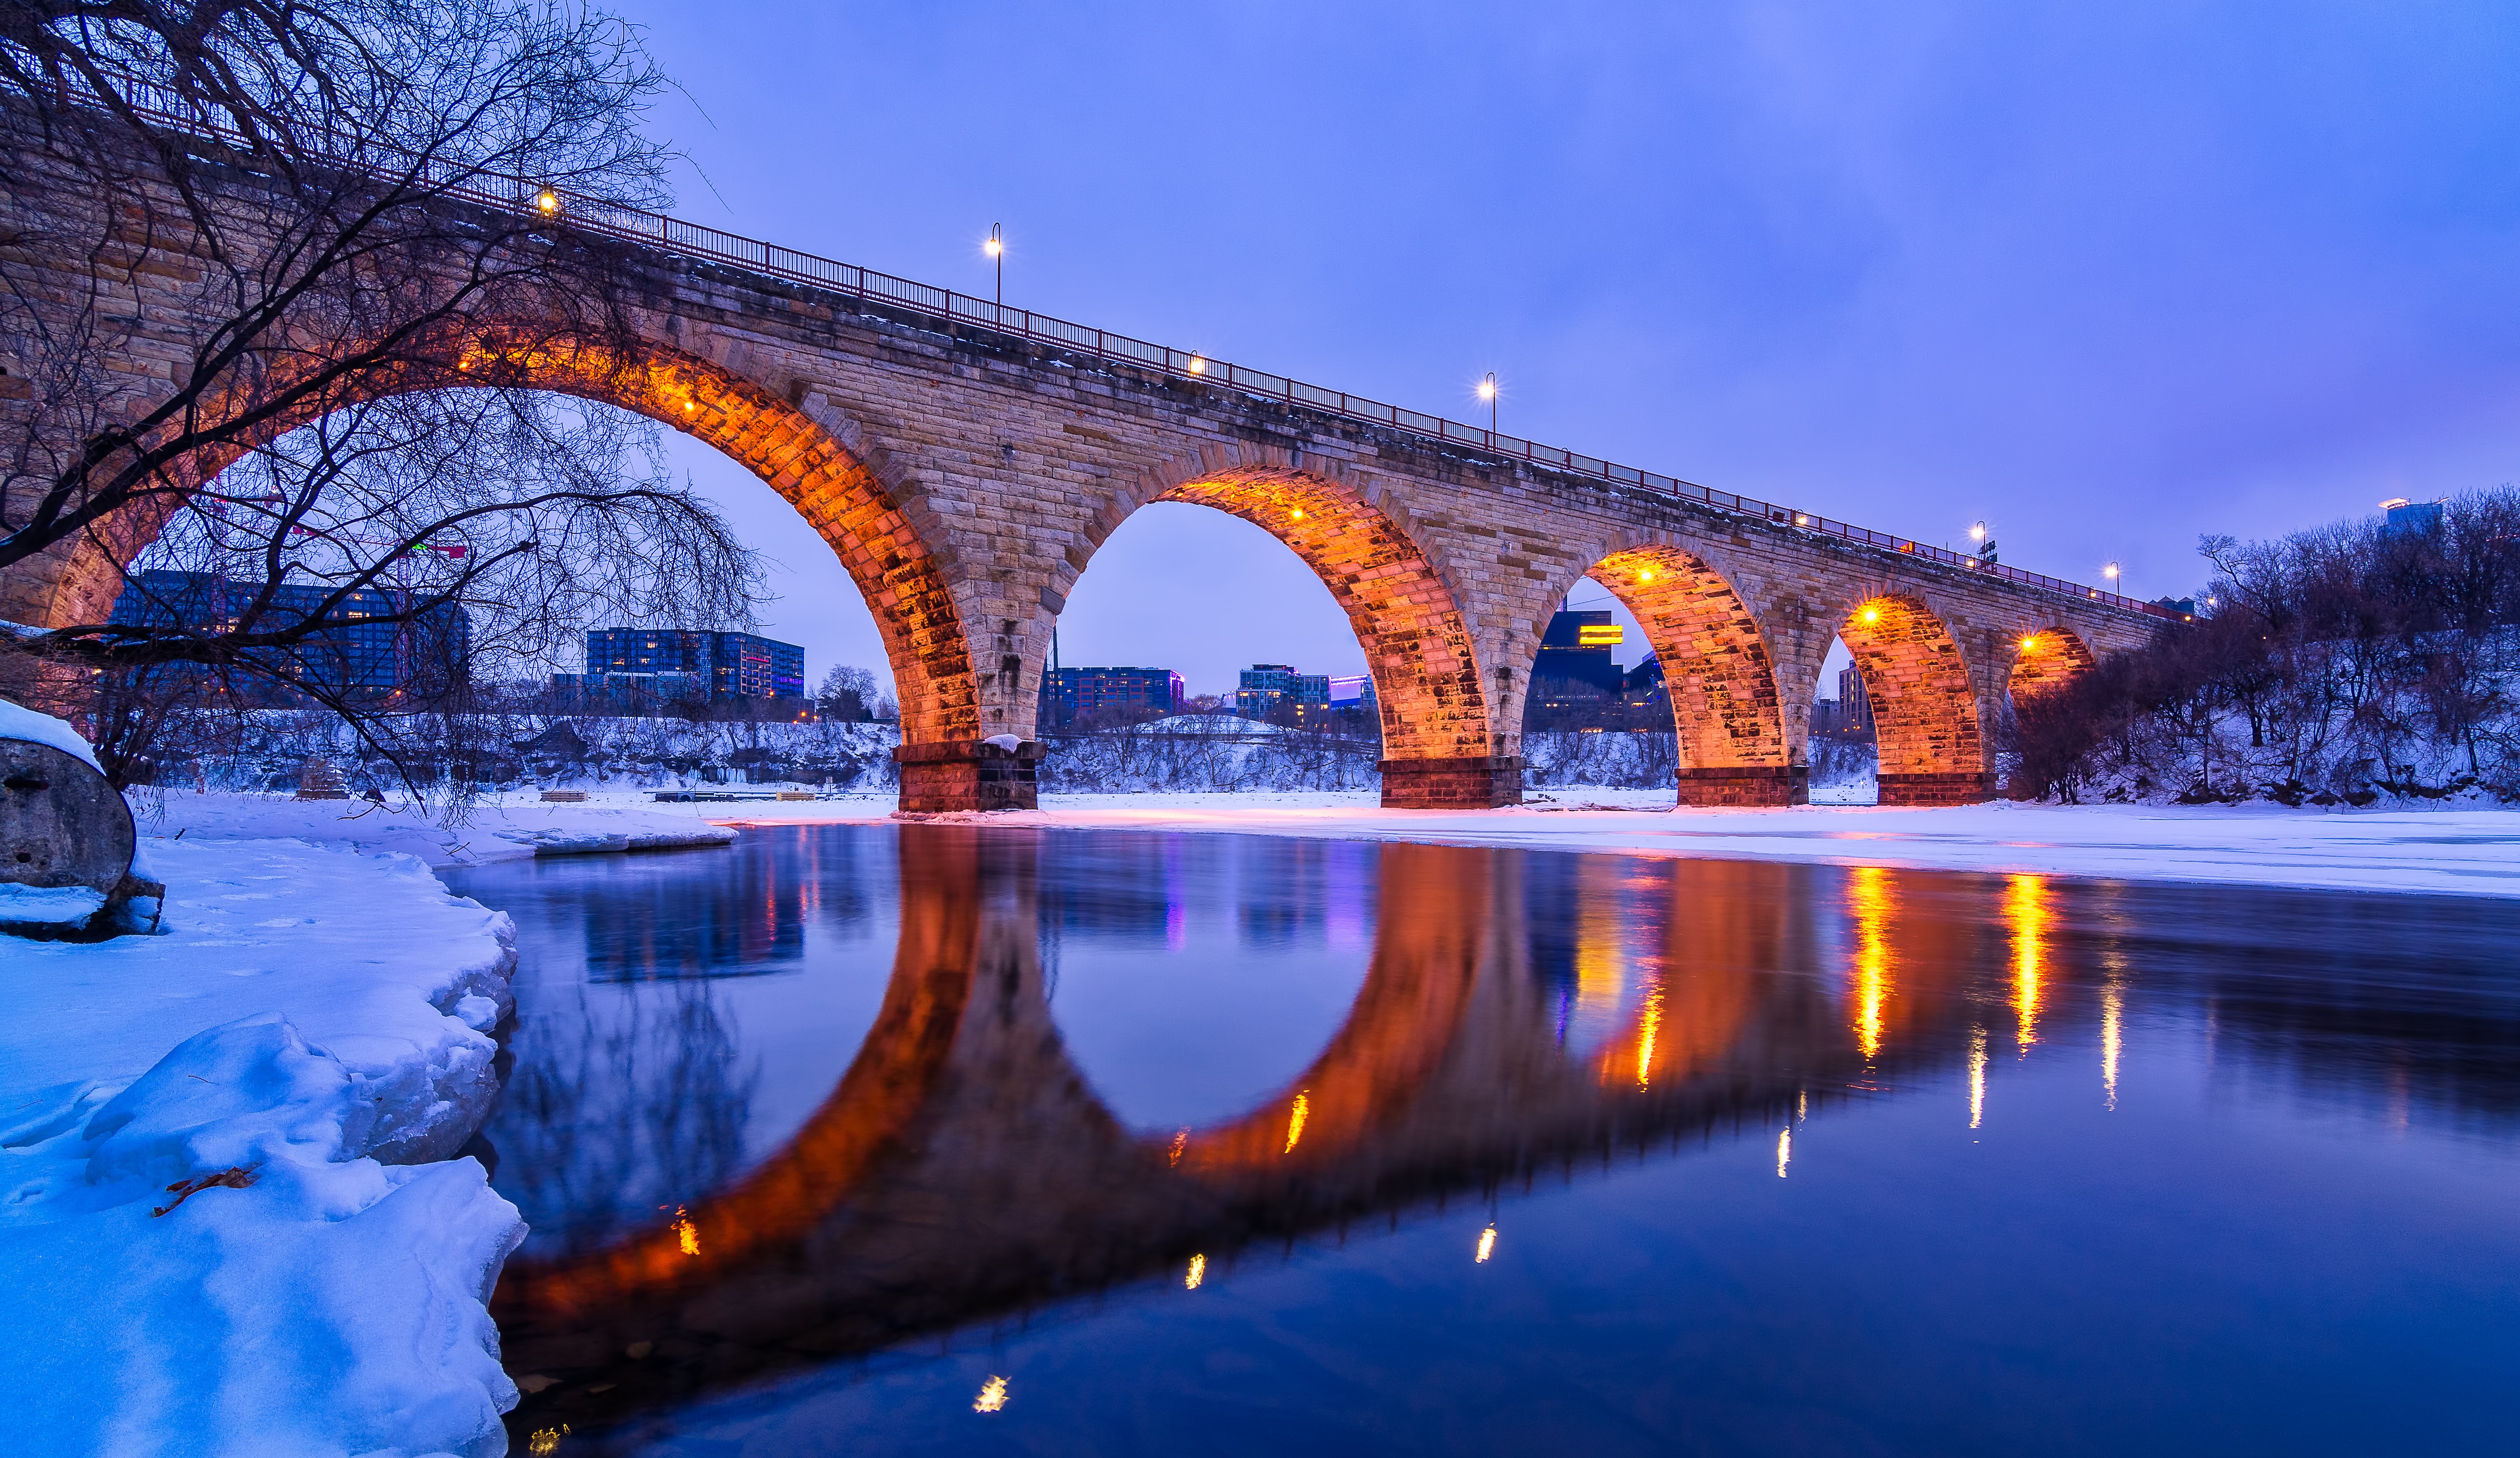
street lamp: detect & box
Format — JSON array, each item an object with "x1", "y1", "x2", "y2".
[
  {"x1": 984, "y1": 223, "x2": 1003, "y2": 310},
  {"x1": 2103, "y1": 561, "x2": 2122, "y2": 591},
  {"x1": 1477, "y1": 372, "x2": 1497, "y2": 434}
]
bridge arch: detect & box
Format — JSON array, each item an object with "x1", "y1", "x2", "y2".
[
  {"x1": 2008, "y1": 625, "x2": 2098, "y2": 702},
  {"x1": 1836, "y1": 590, "x2": 1993, "y2": 805},
  {"x1": 21, "y1": 328, "x2": 982, "y2": 765},
  {"x1": 1069, "y1": 453, "x2": 1511, "y2": 808},
  {"x1": 1565, "y1": 539, "x2": 1801, "y2": 806}
]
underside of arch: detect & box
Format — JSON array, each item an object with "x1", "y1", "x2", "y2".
[
  {"x1": 1590, "y1": 546, "x2": 1801, "y2": 806},
  {"x1": 2009, "y1": 626, "x2": 2097, "y2": 701},
  {"x1": 1150, "y1": 469, "x2": 1514, "y2": 808},
  {"x1": 1841, "y1": 594, "x2": 1991, "y2": 805},
  {"x1": 15, "y1": 328, "x2": 980, "y2": 774}
]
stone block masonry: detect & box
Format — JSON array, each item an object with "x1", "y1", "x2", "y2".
[{"x1": 0, "y1": 159, "x2": 2157, "y2": 812}]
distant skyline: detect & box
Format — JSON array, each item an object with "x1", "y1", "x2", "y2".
[{"x1": 624, "y1": 3, "x2": 2520, "y2": 699}]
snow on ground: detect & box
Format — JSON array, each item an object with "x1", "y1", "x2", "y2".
[
  {"x1": 628, "y1": 788, "x2": 2520, "y2": 900},
  {"x1": 129, "y1": 788, "x2": 738, "y2": 867},
  {"x1": 0, "y1": 837, "x2": 526, "y2": 1455}
]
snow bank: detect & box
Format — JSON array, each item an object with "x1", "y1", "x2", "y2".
[
  {"x1": 696, "y1": 790, "x2": 2520, "y2": 900},
  {"x1": 0, "y1": 695, "x2": 101, "y2": 770},
  {"x1": 129, "y1": 789, "x2": 737, "y2": 868},
  {"x1": 0, "y1": 837, "x2": 526, "y2": 1455}
]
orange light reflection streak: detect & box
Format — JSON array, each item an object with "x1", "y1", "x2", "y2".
[{"x1": 1847, "y1": 867, "x2": 1895, "y2": 1061}]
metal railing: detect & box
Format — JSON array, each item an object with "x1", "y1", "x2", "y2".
[{"x1": 105, "y1": 85, "x2": 2173, "y2": 624}]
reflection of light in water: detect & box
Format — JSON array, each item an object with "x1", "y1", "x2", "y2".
[
  {"x1": 1168, "y1": 1129, "x2": 1188, "y2": 1165},
  {"x1": 1775, "y1": 1126, "x2": 1792, "y2": 1178},
  {"x1": 1284, "y1": 1091, "x2": 1310, "y2": 1153},
  {"x1": 2006, "y1": 874, "x2": 2050, "y2": 1051},
  {"x1": 674, "y1": 1206, "x2": 699, "y2": 1256},
  {"x1": 2102, "y1": 984, "x2": 2123, "y2": 1110},
  {"x1": 973, "y1": 1376, "x2": 1010, "y2": 1413},
  {"x1": 1632, "y1": 981, "x2": 1664, "y2": 1090},
  {"x1": 1848, "y1": 867, "x2": 1894, "y2": 1060},
  {"x1": 1574, "y1": 877, "x2": 1628, "y2": 1023},
  {"x1": 1797, "y1": 1089, "x2": 1808, "y2": 1122},
  {"x1": 1476, "y1": 1224, "x2": 1498, "y2": 1263},
  {"x1": 527, "y1": 1427, "x2": 569, "y2": 1455},
  {"x1": 1185, "y1": 1253, "x2": 1206, "y2": 1289},
  {"x1": 1968, "y1": 1028, "x2": 1988, "y2": 1129}
]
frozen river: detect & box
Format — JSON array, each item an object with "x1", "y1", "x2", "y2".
[{"x1": 446, "y1": 822, "x2": 2520, "y2": 1456}]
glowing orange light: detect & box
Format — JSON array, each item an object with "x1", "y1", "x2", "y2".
[
  {"x1": 1283, "y1": 1091, "x2": 1310, "y2": 1153},
  {"x1": 535, "y1": 189, "x2": 560, "y2": 214},
  {"x1": 1848, "y1": 866, "x2": 1894, "y2": 1060},
  {"x1": 2006, "y1": 874, "x2": 2050, "y2": 1050},
  {"x1": 974, "y1": 1376, "x2": 1009, "y2": 1413},
  {"x1": 1633, "y1": 982, "x2": 1663, "y2": 1090},
  {"x1": 1861, "y1": 606, "x2": 1880, "y2": 623},
  {"x1": 1795, "y1": 513, "x2": 1810, "y2": 525},
  {"x1": 673, "y1": 1207, "x2": 699, "y2": 1256},
  {"x1": 1289, "y1": 508, "x2": 1304, "y2": 520},
  {"x1": 1775, "y1": 1126, "x2": 1792, "y2": 1178},
  {"x1": 2019, "y1": 633, "x2": 2040, "y2": 653},
  {"x1": 1475, "y1": 1224, "x2": 1499, "y2": 1262},
  {"x1": 1639, "y1": 569, "x2": 1656, "y2": 583},
  {"x1": 1187, "y1": 355, "x2": 1208, "y2": 375},
  {"x1": 1168, "y1": 1129, "x2": 1188, "y2": 1165},
  {"x1": 1185, "y1": 1253, "x2": 1206, "y2": 1289}
]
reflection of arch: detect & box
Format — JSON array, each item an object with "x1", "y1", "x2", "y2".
[
  {"x1": 1174, "y1": 842, "x2": 1490, "y2": 1170},
  {"x1": 1079, "y1": 457, "x2": 1514, "y2": 808},
  {"x1": 494, "y1": 825, "x2": 985, "y2": 1320},
  {"x1": 1596, "y1": 858, "x2": 1783, "y2": 1088},
  {"x1": 2008, "y1": 626, "x2": 2097, "y2": 701},
  {"x1": 1588, "y1": 545, "x2": 1800, "y2": 805},
  {"x1": 1841, "y1": 594, "x2": 1991, "y2": 805},
  {"x1": 20, "y1": 328, "x2": 979, "y2": 760}
]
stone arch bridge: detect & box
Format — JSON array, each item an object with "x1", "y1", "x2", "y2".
[{"x1": 0, "y1": 156, "x2": 2165, "y2": 809}]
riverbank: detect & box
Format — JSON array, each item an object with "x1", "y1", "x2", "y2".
[
  {"x1": 130, "y1": 788, "x2": 739, "y2": 867},
  {"x1": 581, "y1": 788, "x2": 2520, "y2": 899},
  {"x1": 0, "y1": 836, "x2": 526, "y2": 1455}
]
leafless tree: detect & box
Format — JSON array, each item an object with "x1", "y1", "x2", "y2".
[{"x1": 0, "y1": 1, "x2": 764, "y2": 795}]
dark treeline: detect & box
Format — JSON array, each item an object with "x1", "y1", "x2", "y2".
[{"x1": 2012, "y1": 487, "x2": 2520, "y2": 805}]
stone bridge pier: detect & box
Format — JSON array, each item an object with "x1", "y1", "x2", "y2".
[{"x1": 0, "y1": 139, "x2": 2162, "y2": 811}]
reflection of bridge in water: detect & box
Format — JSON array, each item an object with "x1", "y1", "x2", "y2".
[
  {"x1": 496, "y1": 829, "x2": 2025, "y2": 1435},
  {"x1": 489, "y1": 827, "x2": 2520, "y2": 1440}
]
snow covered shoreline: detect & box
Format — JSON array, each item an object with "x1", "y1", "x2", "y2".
[
  {"x1": 614, "y1": 788, "x2": 2520, "y2": 900},
  {"x1": 130, "y1": 788, "x2": 739, "y2": 867},
  {"x1": 0, "y1": 836, "x2": 529, "y2": 1455}
]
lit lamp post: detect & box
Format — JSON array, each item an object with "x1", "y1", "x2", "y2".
[
  {"x1": 2103, "y1": 560, "x2": 2122, "y2": 594},
  {"x1": 984, "y1": 223, "x2": 1003, "y2": 310},
  {"x1": 1478, "y1": 372, "x2": 1497, "y2": 434},
  {"x1": 1969, "y1": 520, "x2": 1998, "y2": 566}
]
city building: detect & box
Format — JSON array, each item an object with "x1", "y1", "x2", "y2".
[
  {"x1": 1040, "y1": 666, "x2": 1185, "y2": 728},
  {"x1": 576, "y1": 628, "x2": 805, "y2": 701},
  {"x1": 1236, "y1": 663, "x2": 1329, "y2": 720},
  {"x1": 107, "y1": 569, "x2": 470, "y2": 704},
  {"x1": 1812, "y1": 663, "x2": 1876, "y2": 741},
  {"x1": 2381, "y1": 497, "x2": 2445, "y2": 537},
  {"x1": 1525, "y1": 609, "x2": 1628, "y2": 727}
]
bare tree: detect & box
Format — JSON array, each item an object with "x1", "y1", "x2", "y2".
[{"x1": 0, "y1": 1, "x2": 765, "y2": 795}]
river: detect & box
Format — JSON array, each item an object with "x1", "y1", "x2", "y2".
[{"x1": 444, "y1": 823, "x2": 2520, "y2": 1456}]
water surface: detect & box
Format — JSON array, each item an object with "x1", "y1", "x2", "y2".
[{"x1": 445, "y1": 824, "x2": 2520, "y2": 1456}]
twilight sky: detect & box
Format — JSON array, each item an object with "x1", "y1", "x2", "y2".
[{"x1": 610, "y1": 2, "x2": 2520, "y2": 699}]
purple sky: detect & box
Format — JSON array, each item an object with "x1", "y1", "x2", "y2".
[{"x1": 616, "y1": 2, "x2": 2520, "y2": 700}]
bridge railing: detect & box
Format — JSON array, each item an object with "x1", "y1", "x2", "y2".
[{"x1": 94, "y1": 84, "x2": 2177, "y2": 625}]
